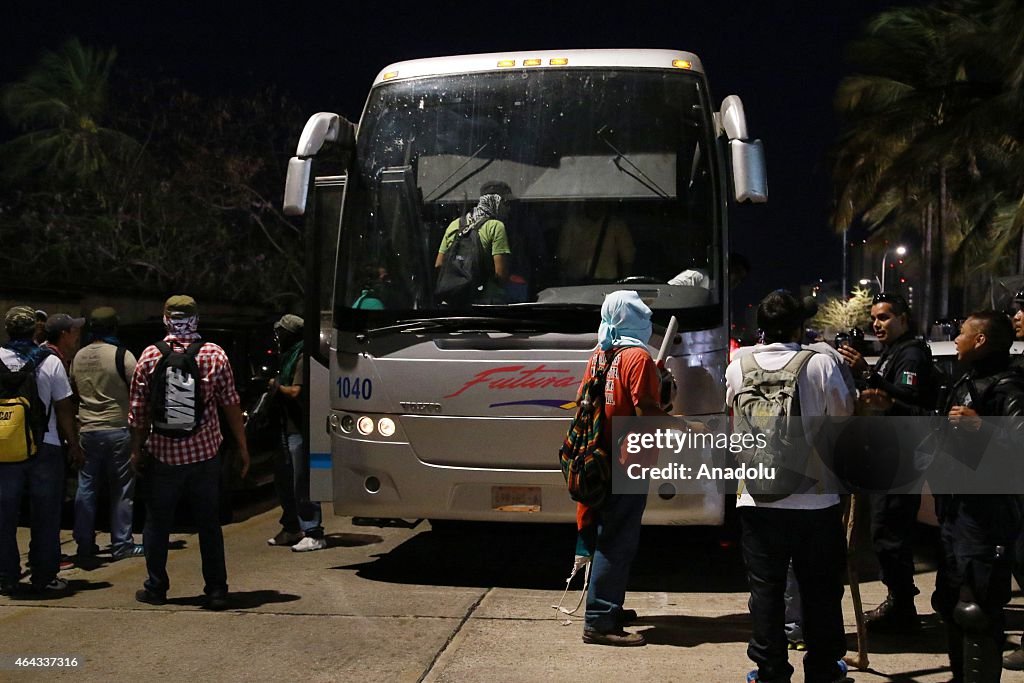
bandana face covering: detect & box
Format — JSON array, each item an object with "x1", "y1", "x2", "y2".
[{"x1": 164, "y1": 314, "x2": 199, "y2": 337}]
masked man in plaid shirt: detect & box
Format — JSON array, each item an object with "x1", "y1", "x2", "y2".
[{"x1": 128, "y1": 295, "x2": 250, "y2": 610}]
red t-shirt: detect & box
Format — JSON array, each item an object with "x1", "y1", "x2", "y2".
[
  {"x1": 579, "y1": 345, "x2": 660, "y2": 467},
  {"x1": 576, "y1": 345, "x2": 660, "y2": 531}
]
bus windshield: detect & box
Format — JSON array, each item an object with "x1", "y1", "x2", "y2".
[{"x1": 335, "y1": 68, "x2": 721, "y2": 331}]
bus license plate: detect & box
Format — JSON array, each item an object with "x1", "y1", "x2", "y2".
[{"x1": 491, "y1": 486, "x2": 541, "y2": 513}]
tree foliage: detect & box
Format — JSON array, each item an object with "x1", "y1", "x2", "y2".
[
  {"x1": 811, "y1": 287, "x2": 873, "y2": 335},
  {"x1": 832, "y1": 0, "x2": 1024, "y2": 318},
  {"x1": 0, "y1": 42, "x2": 306, "y2": 305}
]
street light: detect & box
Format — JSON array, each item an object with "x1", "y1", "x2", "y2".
[{"x1": 880, "y1": 245, "x2": 906, "y2": 291}]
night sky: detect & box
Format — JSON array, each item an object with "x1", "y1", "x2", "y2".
[{"x1": 5, "y1": 0, "x2": 902, "y2": 311}]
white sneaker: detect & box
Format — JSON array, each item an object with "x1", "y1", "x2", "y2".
[{"x1": 291, "y1": 536, "x2": 327, "y2": 552}]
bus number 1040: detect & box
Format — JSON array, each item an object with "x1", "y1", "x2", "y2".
[{"x1": 337, "y1": 377, "x2": 373, "y2": 400}]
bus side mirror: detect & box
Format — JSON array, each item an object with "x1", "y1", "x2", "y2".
[
  {"x1": 283, "y1": 112, "x2": 357, "y2": 216},
  {"x1": 718, "y1": 95, "x2": 768, "y2": 204},
  {"x1": 730, "y1": 140, "x2": 767, "y2": 204},
  {"x1": 284, "y1": 157, "x2": 312, "y2": 216}
]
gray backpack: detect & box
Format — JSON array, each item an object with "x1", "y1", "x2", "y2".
[{"x1": 731, "y1": 350, "x2": 816, "y2": 501}]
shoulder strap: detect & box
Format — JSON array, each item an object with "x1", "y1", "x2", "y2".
[
  {"x1": 739, "y1": 351, "x2": 760, "y2": 378},
  {"x1": 155, "y1": 341, "x2": 172, "y2": 357},
  {"x1": 185, "y1": 342, "x2": 204, "y2": 358},
  {"x1": 115, "y1": 346, "x2": 128, "y2": 386},
  {"x1": 782, "y1": 349, "x2": 817, "y2": 375}
]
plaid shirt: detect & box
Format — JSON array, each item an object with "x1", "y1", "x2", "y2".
[{"x1": 128, "y1": 332, "x2": 240, "y2": 465}]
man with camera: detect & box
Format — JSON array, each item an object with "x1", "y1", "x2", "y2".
[{"x1": 837, "y1": 292, "x2": 937, "y2": 633}]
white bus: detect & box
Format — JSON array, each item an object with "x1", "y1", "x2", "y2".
[{"x1": 284, "y1": 49, "x2": 767, "y2": 525}]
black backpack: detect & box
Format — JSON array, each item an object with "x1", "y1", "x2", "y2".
[
  {"x1": 0, "y1": 347, "x2": 51, "y2": 463},
  {"x1": 149, "y1": 341, "x2": 204, "y2": 437},
  {"x1": 435, "y1": 215, "x2": 489, "y2": 305}
]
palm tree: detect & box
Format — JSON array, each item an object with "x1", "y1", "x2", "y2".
[
  {"x1": 833, "y1": 0, "x2": 1024, "y2": 322},
  {"x1": 0, "y1": 38, "x2": 139, "y2": 187}
]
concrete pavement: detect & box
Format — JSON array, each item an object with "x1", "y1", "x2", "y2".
[{"x1": 2, "y1": 505, "x2": 1023, "y2": 682}]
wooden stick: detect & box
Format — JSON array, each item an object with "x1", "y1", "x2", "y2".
[{"x1": 842, "y1": 494, "x2": 870, "y2": 669}]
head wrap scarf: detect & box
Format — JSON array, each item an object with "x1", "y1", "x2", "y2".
[
  {"x1": 164, "y1": 314, "x2": 199, "y2": 337},
  {"x1": 468, "y1": 193, "x2": 503, "y2": 224},
  {"x1": 597, "y1": 290, "x2": 653, "y2": 351}
]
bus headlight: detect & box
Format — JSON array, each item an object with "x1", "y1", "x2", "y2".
[
  {"x1": 377, "y1": 418, "x2": 396, "y2": 438},
  {"x1": 340, "y1": 415, "x2": 355, "y2": 433},
  {"x1": 356, "y1": 416, "x2": 375, "y2": 436}
]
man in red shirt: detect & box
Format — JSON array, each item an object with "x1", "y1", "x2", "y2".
[
  {"x1": 579, "y1": 290, "x2": 666, "y2": 647},
  {"x1": 128, "y1": 295, "x2": 249, "y2": 610}
]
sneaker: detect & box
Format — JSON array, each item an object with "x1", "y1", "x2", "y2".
[
  {"x1": 112, "y1": 544, "x2": 145, "y2": 560},
  {"x1": 1005, "y1": 647, "x2": 1024, "y2": 671},
  {"x1": 135, "y1": 588, "x2": 166, "y2": 606},
  {"x1": 787, "y1": 639, "x2": 806, "y2": 651},
  {"x1": 747, "y1": 660, "x2": 847, "y2": 683},
  {"x1": 0, "y1": 580, "x2": 19, "y2": 597},
  {"x1": 291, "y1": 536, "x2": 327, "y2": 552},
  {"x1": 267, "y1": 530, "x2": 303, "y2": 547},
  {"x1": 59, "y1": 555, "x2": 76, "y2": 571},
  {"x1": 205, "y1": 589, "x2": 228, "y2": 611},
  {"x1": 582, "y1": 628, "x2": 646, "y2": 646},
  {"x1": 865, "y1": 593, "x2": 919, "y2": 632},
  {"x1": 32, "y1": 578, "x2": 69, "y2": 594}
]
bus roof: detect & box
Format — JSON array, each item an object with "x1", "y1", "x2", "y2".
[{"x1": 372, "y1": 49, "x2": 704, "y2": 86}]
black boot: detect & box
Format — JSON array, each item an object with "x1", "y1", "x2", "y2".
[{"x1": 865, "y1": 592, "x2": 920, "y2": 633}]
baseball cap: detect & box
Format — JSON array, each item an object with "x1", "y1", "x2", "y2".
[
  {"x1": 88, "y1": 306, "x2": 119, "y2": 330},
  {"x1": 5, "y1": 306, "x2": 37, "y2": 337},
  {"x1": 45, "y1": 313, "x2": 86, "y2": 335},
  {"x1": 274, "y1": 314, "x2": 304, "y2": 334},
  {"x1": 164, "y1": 294, "x2": 198, "y2": 318},
  {"x1": 34, "y1": 309, "x2": 48, "y2": 322}
]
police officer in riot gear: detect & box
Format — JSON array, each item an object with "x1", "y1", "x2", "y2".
[
  {"x1": 837, "y1": 292, "x2": 937, "y2": 632},
  {"x1": 1004, "y1": 290, "x2": 1024, "y2": 671}
]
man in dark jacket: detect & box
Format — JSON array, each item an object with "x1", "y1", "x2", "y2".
[
  {"x1": 838, "y1": 292, "x2": 936, "y2": 631},
  {"x1": 864, "y1": 311, "x2": 1024, "y2": 682}
]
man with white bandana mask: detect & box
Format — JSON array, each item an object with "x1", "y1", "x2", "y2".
[
  {"x1": 579, "y1": 290, "x2": 666, "y2": 647},
  {"x1": 128, "y1": 295, "x2": 250, "y2": 610}
]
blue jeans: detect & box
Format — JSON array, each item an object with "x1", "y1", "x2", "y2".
[
  {"x1": 0, "y1": 443, "x2": 65, "y2": 588},
  {"x1": 584, "y1": 493, "x2": 647, "y2": 633},
  {"x1": 73, "y1": 428, "x2": 136, "y2": 555},
  {"x1": 142, "y1": 455, "x2": 226, "y2": 596},
  {"x1": 274, "y1": 433, "x2": 323, "y2": 537}
]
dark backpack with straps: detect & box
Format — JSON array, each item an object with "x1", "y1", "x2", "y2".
[
  {"x1": 0, "y1": 347, "x2": 52, "y2": 463},
  {"x1": 435, "y1": 215, "x2": 490, "y2": 305},
  {"x1": 149, "y1": 341, "x2": 204, "y2": 437},
  {"x1": 558, "y1": 349, "x2": 619, "y2": 509}
]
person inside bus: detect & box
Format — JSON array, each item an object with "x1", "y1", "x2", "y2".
[
  {"x1": 477, "y1": 181, "x2": 548, "y2": 303},
  {"x1": 434, "y1": 187, "x2": 511, "y2": 305},
  {"x1": 558, "y1": 203, "x2": 635, "y2": 285}
]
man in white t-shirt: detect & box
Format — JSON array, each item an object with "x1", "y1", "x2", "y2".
[
  {"x1": 0, "y1": 306, "x2": 81, "y2": 596},
  {"x1": 725, "y1": 290, "x2": 854, "y2": 683}
]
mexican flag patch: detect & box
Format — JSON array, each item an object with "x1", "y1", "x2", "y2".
[{"x1": 898, "y1": 371, "x2": 918, "y2": 386}]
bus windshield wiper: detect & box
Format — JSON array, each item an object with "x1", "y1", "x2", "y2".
[
  {"x1": 356, "y1": 316, "x2": 559, "y2": 343},
  {"x1": 422, "y1": 142, "x2": 493, "y2": 202},
  {"x1": 596, "y1": 125, "x2": 671, "y2": 199}
]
